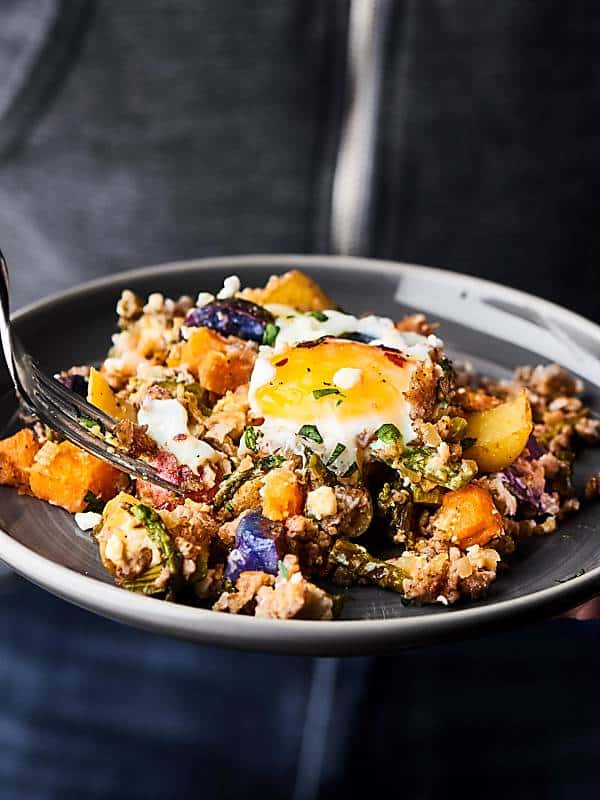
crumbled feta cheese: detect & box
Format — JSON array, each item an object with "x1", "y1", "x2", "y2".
[
  {"x1": 74, "y1": 511, "x2": 102, "y2": 531},
  {"x1": 333, "y1": 367, "x2": 362, "y2": 390},
  {"x1": 306, "y1": 486, "x2": 338, "y2": 520},
  {"x1": 138, "y1": 398, "x2": 219, "y2": 473},
  {"x1": 217, "y1": 275, "x2": 241, "y2": 299},
  {"x1": 104, "y1": 533, "x2": 124, "y2": 563},
  {"x1": 196, "y1": 291, "x2": 215, "y2": 307},
  {"x1": 143, "y1": 292, "x2": 165, "y2": 313}
]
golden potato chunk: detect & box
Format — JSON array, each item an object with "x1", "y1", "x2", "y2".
[
  {"x1": 464, "y1": 389, "x2": 532, "y2": 473},
  {"x1": 241, "y1": 270, "x2": 334, "y2": 311}
]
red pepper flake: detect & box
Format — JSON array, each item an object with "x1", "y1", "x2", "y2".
[
  {"x1": 275, "y1": 358, "x2": 288, "y2": 367},
  {"x1": 383, "y1": 350, "x2": 407, "y2": 368}
]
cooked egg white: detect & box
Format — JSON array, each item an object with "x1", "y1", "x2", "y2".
[
  {"x1": 138, "y1": 398, "x2": 219, "y2": 473},
  {"x1": 246, "y1": 304, "x2": 442, "y2": 473}
]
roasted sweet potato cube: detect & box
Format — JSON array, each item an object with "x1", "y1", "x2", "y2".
[
  {"x1": 29, "y1": 441, "x2": 121, "y2": 513},
  {"x1": 433, "y1": 484, "x2": 503, "y2": 549},
  {"x1": 179, "y1": 327, "x2": 255, "y2": 394},
  {"x1": 0, "y1": 429, "x2": 41, "y2": 489},
  {"x1": 241, "y1": 270, "x2": 334, "y2": 311}
]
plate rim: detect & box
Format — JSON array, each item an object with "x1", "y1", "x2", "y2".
[{"x1": 3, "y1": 253, "x2": 600, "y2": 654}]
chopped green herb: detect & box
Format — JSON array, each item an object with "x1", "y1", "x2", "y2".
[
  {"x1": 461, "y1": 437, "x2": 477, "y2": 451},
  {"x1": 298, "y1": 424, "x2": 323, "y2": 444},
  {"x1": 83, "y1": 491, "x2": 105, "y2": 514},
  {"x1": 262, "y1": 323, "x2": 280, "y2": 346},
  {"x1": 440, "y1": 357, "x2": 454, "y2": 378},
  {"x1": 213, "y1": 455, "x2": 284, "y2": 510},
  {"x1": 80, "y1": 415, "x2": 101, "y2": 431},
  {"x1": 375, "y1": 423, "x2": 402, "y2": 444},
  {"x1": 244, "y1": 425, "x2": 259, "y2": 452},
  {"x1": 447, "y1": 416, "x2": 468, "y2": 441},
  {"x1": 225, "y1": 502, "x2": 234, "y2": 513},
  {"x1": 308, "y1": 310, "x2": 328, "y2": 322},
  {"x1": 313, "y1": 387, "x2": 341, "y2": 400},
  {"x1": 278, "y1": 559, "x2": 290, "y2": 580},
  {"x1": 342, "y1": 462, "x2": 358, "y2": 478},
  {"x1": 556, "y1": 569, "x2": 585, "y2": 583},
  {"x1": 326, "y1": 443, "x2": 346, "y2": 466}
]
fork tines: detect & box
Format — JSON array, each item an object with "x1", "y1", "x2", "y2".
[{"x1": 29, "y1": 363, "x2": 184, "y2": 495}]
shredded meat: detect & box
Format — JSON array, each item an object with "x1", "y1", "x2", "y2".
[
  {"x1": 114, "y1": 420, "x2": 158, "y2": 458},
  {"x1": 395, "y1": 313, "x2": 437, "y2": 337},
  {"x1": 405, "y1": 362, "x2": 437, "y2": 420},
  {"x1": 284, "y1": 515, "x2": 333, "y2": 576},
  {"x1": 254, "y1": 555, "x2": 333, "y2": 620},
  {"x1": 212, "y1": 571, "x2": 274, "y2": 614}
]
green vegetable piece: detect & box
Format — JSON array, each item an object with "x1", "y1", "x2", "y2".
[
  {"x1": 342, "y1": 462, "x2": 358, "y2": 478},
  {"x1": 377, "y1": 482, "x2": 414, "y2": 544},
  {"x1": 262, "y1": 323, "x2": 280, "y2": 346},
  {"x1": 439, "y1": 357, "x2": 454, "y2": 378},
  {"x1": 80, "y1": 415, "x2": 102, "y2": 432},
  {"x1": 130, "y1": 504, "x2": 181, "y2": 578},
  {"x1": 298, "y1": 424, "x2": 323, "y2": 444},
  {"x1": 278, "y1": 559, "x2": 290, "y2": 580},
  {"x1": 225, "y1": 502, "x2": 235, "y2": 513},
  {"x1": 244, "y1": 425, "x2": 259, "y2": 452},
  {"x1": 326, "y1": 442, "x2": 346, "y2": 466},
  {"x1": 376, "y1": 423, "x2": 402, "y2": 444},
  {"x1": 122, "y1": 564, "x2": 164, "y2": 596},
  {"x1": 213, "y1": 455, "x2": 285, "y2": 510},
  {"x1": 447, "y1": 417, "x2": 468, "y2": 441},
  {"x1": 330, "y1": 539, "x2": 409, "y2": 593},
  {"x1": 308, "y1": 310, "x2": 328, "y2": 322},
  {"x1": 556, "y1": 568, "x2": 585, "y2": 583},
  {"x1": 313, "y1": 387, "x2": 342, "y2": 400},
  {"x1": 400, "y1": 446, "x2": 476, "y2": 490},
  {"x1": 83, "y1": 491, "x2": 105, "y2": 514},
  {"x1": 411, "y1": 484, "x2": 442, "y2": 504}
]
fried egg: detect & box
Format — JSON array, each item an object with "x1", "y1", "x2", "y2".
[{"x1": 246, "y1": 307, "x2": 442, "y2": 474}]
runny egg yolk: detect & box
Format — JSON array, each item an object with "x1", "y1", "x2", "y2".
[{"x1": 252, "y1": 339, "x2": 416, "y2": 428}]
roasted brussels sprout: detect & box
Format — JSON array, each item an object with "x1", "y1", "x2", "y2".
[
  {"x1": 225, "y1": 511, "x2": 285, "y2": 581},
  {"x1": 184, "y1": 298, "x2": 274, "y2": 343},
  {"x1": 330, "y1": 539, "x2": 409, "y2": 592}
]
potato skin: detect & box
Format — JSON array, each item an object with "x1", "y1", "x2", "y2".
[{"x1": 463, "y1": 389, "x2": 532, "y2": 473}]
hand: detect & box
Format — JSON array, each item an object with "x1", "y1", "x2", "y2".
[{"x1": 563, "y1": 598, "x2": 600, "y2": 620}]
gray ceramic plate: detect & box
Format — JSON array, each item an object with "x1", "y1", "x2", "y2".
[{"x1": 1, "y1": 255, "x2": 600, "y2": 655}]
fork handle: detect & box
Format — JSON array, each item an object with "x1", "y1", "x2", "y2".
[{"x1": 0, "y1": 249, "x2": 18, "y2": 393}]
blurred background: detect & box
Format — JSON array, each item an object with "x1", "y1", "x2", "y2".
[{"x1": 1, "y1": 1, "x2": 600, "y2": 798}]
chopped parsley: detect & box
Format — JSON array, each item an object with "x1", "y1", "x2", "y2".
[
  {"x1": 83, "y1": 491, "x2": 105, "y2": 514},
  {"x1": 342, "y1": 462, "x2": 358, "y2": 478},
  {"x1": 313, "y1": 387, "x2": 342, "y2": 400},
  {"x1": 278, "y1": 559, "x2": 290, "y2": 580},
  {"x1": 308, "y1": 310, "x2": 328, "y2": 322},
  {"x1": 375, "y1": 423, "x2": 402, "y2": 445},
  {"x1": 298, "y1": 424, "x2": 323, "y2": 444},
  {"x1": 79, "y1": 415, "x2": 101, "y2": 431},
  {"x1": 262, "y1": 323, "x2": 280, "y2": 347},
  {"x1": 225, "y1": 502, "x2": 235, "y2": 513},
  {"x1": 326, "y1": 443, "x2": 346, "y2": 466},
  {"x1": 243, "y1": 425, "x2": 260, "y2": 452},
  {"x1": 556, "y1": 569, "x2": 585, "y2": 583}
]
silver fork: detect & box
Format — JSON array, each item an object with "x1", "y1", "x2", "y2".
[{"x1": 0, "y1": 249, "x2": 183, "y2": 495}]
